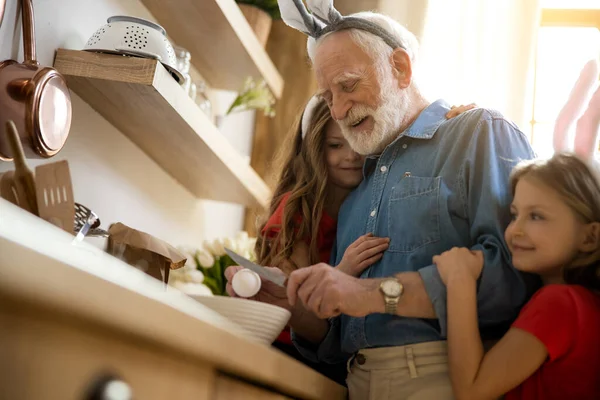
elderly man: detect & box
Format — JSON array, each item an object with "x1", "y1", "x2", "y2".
[{"x1": 228, "y1": 2, "x2": 536, "y2": 399}]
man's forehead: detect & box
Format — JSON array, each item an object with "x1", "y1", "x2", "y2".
[{"x1": 314, "y1": 37, "x2": 369, "y2": 88}]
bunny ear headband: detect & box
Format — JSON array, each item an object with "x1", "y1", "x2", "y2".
[
  {"x1": 278, "y1": 0, "x2": 405, "y2": 52},
  {"x1": 301, "y1": 95, "x2": 321, "y2": 139},
  {"x1": 281, "y1": 0, "x2": 406, "y2": 141},
  {"x1": 553, "y1": 59, "x2": 600, "y2": 163}
]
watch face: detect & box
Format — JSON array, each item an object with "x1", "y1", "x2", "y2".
[{"x1": 382, "y1": 279, "x2": 401, "y2": 297}]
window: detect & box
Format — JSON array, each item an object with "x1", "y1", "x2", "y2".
[{"x1": 530, "y1": 1, "x2": 600, "y2": 158}]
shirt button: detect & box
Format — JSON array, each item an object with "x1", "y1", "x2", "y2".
[
  {"x1": 380, "y1": 166, "x2": 387, "y2": 173},
  {"x1": 356, "y1": 354, "x2": 366, "y2": 365},
  {"x1": 402, "y1": 144, "x2": 408, "y2": 149},
  {"x1": 370, "y1": 209, "x2": 377, "y2": 217}
]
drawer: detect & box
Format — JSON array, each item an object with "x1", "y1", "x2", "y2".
[{"x1": 0, "y1": 307, "x2": 215, "y2": 400}]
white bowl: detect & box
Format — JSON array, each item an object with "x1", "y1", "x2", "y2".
[
  {"x1": 190, "y1": 296, "x2": 291, "y2": 345},
  {"x1": 83, "y1": 15, "x2": 183, "y2": 83}
]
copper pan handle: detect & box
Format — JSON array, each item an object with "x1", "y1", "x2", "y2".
[{"x1": 21, "y1": 0, "x2": 37, "y2": 65}]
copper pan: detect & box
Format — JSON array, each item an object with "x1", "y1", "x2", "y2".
[{"x1": 0, "y1": 0, "x2": 72, "y2": 161}]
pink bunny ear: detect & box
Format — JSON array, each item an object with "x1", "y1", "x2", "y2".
[
  {"x1": 574, "y1": 83, "x2": 600, "y2": 161},
  {"x1": 553, "y1": 59, "x2": 599, "y2": 153}
]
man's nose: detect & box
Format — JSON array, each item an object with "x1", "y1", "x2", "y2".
[{"x1": 330, "y1": 93, "x2": 351, "y2": 121}]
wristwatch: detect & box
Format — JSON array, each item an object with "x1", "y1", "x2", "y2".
[{"x1": 379, "y1": 278, "x2": 403, "y2": 314}]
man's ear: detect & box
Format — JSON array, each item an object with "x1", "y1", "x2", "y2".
[{"x1": 390, "y1": 48, "x2": 412, "y2": 89}]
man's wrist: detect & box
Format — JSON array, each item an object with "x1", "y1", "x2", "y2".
[{"x1": 365, "y1": 278, "x2": 386, "y2": 314}]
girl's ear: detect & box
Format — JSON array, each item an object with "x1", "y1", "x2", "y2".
[
  {"x1": 579, "y1": 222, "x2": 600, "y2": 253},
  {"x1": 553, "y1": 59, "x2": 599, "y2": 155}
]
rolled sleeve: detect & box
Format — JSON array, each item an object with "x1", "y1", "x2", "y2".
[
  {"x1": 426, "y1": 114, "x2": 537, "y2": 337},
  {"x1": 418, "y1": 264, "x2": 448, "y2": 333},
  {"x1": 291, "y1": 317, "x2": 349, "y2": 364}
]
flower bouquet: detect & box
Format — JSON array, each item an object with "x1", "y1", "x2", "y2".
[{"x1": 170, "y1": 232, "x2": 257, "y2": 296}]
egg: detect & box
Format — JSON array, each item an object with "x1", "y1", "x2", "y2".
[{"x1": 232, "y1": 269, "x2": 261, "y2": 298}]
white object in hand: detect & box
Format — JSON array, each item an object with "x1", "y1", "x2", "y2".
[{"x1": 232, "y1": 269, "x2": 261, "y2": 298}]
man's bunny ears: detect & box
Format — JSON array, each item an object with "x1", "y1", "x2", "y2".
[
  {"x1": 278, "y1": 0, "x2": 405, "y2": 50},
  {"x1": 554, "y1": 59, "x2": 600, "y2": 162}
]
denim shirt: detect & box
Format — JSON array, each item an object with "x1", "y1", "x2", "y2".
[{"x1": 293, "y1": 99, "x2": 537, "y2": 363}]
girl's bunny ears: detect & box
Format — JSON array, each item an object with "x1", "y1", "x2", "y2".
[
  {"x1": 301, "y1": 95, "x2": 321, "y2": 139},
  {"x1": 554, "y1": 59, "x2": 600, "y2": 162},
  {"x1": 278, "y1": 0, "x2": 405, "y2": 51}
]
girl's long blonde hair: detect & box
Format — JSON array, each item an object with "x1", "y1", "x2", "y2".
[
  {"x1": 255, "y1": 99, "x2": 333, "y2": 274},
  {"x1": 510, "y1": 153, "x2": 600, "y2": 291}
]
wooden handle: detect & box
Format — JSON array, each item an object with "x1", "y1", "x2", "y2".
[
  {"x1": 5, "y1": 120, "x2": 38, "y2": 215},
  {"x1": 6, "y1": 121, "x2": 27, "y2": 169}
]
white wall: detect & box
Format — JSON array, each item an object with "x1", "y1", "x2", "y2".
[{"x1": 0, "y1": 0, "x2": 257, "y2": 250}]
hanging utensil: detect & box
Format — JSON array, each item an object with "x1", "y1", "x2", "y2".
[
  {"x1": 34, "y1": 160, "x2": 75, "y2": 233},
  {"x1": 0, "y1": 0, "x2": 72, "y2": 161},
  {"x1": 74, "y1": 202, "x2": 109, "y2": 238},
  {"x1": 5, "y1": 120, "x2": 38, "y2": 214}
]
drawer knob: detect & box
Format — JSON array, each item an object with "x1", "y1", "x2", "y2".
[{"x1": 86, "y1": 375, "x2": 132, "y2": 400}]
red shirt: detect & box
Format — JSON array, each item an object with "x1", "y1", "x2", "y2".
[
  {"x1": 262, "y1": 192, "x2": 337, "y2": 264},
  {"x1": 505, "y1": 284, "x2": 600, "y2": 400},
  {"x1": 262, "y1": 192, "x2": 337, "y2": 345}
]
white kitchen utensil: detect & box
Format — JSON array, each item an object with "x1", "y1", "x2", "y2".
[
  {"x1": 83, "y1": 15, "x2": 183, "y2": 83},
  {"x1": 189, "y1": 296, "x2": 291, "y2": 345}
]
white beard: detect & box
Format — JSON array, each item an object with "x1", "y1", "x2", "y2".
[{"x1": 339, "y1": 67, "x2": 407, "y2": 155}]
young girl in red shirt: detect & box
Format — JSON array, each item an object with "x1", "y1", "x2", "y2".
[{"x1": 433, "y1": 60, "x2": 600, "y2": 400}]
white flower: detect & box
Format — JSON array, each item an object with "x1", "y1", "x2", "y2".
[
  {"x1": 223, "y1": 236, "x2": 235, "y2": 253},
  {"x1": 202, "y1": 239, "x2": 216, "y2": 255},
  {"x1": 185, "y1": 269, "x2": 205, "y2": 284},
  {"x1": 235, "y1": 231, "x2": 249, "y2": 245},
  {"x1": 211, "y1": 238, "x2": 226, "y2": 257},
  {"x1": 196, "y1": 249, "x2": 215, "y2": 269}
]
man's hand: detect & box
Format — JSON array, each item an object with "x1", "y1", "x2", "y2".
[
  {"x1": 286, "y1": 263, "x2": 382, "y2": 319},
  {"x1": 336, "y1": 233, "x2": 389, "y2": 277},
  {"x1": 432, "y1": 247, "x2": 484, "y2": 286},
  {"x1": 225, "y1": 265, "x2": 291, "y2": 312}
]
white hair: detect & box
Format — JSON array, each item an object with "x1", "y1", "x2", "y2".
[{"x1": 306, "y1": 11, "x2": 420, "y2": 76}]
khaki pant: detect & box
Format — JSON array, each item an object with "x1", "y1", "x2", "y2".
[{"x1": 346, "y1": 341, "x2": 454, "y2": 400}]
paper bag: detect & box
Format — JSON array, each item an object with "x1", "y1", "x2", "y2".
[{"x1": 106, "y1": 222, "x2": 186, "y2": 284}]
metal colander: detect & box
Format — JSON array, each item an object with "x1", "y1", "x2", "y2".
[{"x1": 83, "y1": 15, "x2": 183, "y2": 83}]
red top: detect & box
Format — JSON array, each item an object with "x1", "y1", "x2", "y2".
[
  {"x1": 505, "y1": 284, "x2": 600, "y2": 400},
  {"x1": 262, "y1": 192, "x2": 337, "y2": 265},
  {"x1": 262, "y1": 192, "x2": 337, "y2": 345}
]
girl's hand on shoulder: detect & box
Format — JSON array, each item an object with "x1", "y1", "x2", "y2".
[
  {"x1": 336, "y1": 233, "x2": 390, "y2": 277},
  {"x1": 446, "y1": 103, "x2": 477, "y2": 119},
  {"x1": 432, "y1": 247, "x2": 484, "y2": 286}
]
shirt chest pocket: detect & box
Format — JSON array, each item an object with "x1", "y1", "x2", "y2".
[{"x1": 387, "y1": 176, "x2": 441, "y2": 253}]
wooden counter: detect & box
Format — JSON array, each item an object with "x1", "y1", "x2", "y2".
[{"x1": 0, "y1": 199, "x2": 346, "y2": 400}]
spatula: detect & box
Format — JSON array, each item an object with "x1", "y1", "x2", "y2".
[{"x1": 35, "y1": 160, "x2": 75, "y2": 234}]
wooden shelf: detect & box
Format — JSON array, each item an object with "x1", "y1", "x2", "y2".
[
  {"x1": 54, "y1": 49, "x2": 271, "y2": 208},
  {"x1": 140, "y1": 0, "x2": 284, "y2": 98}
]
